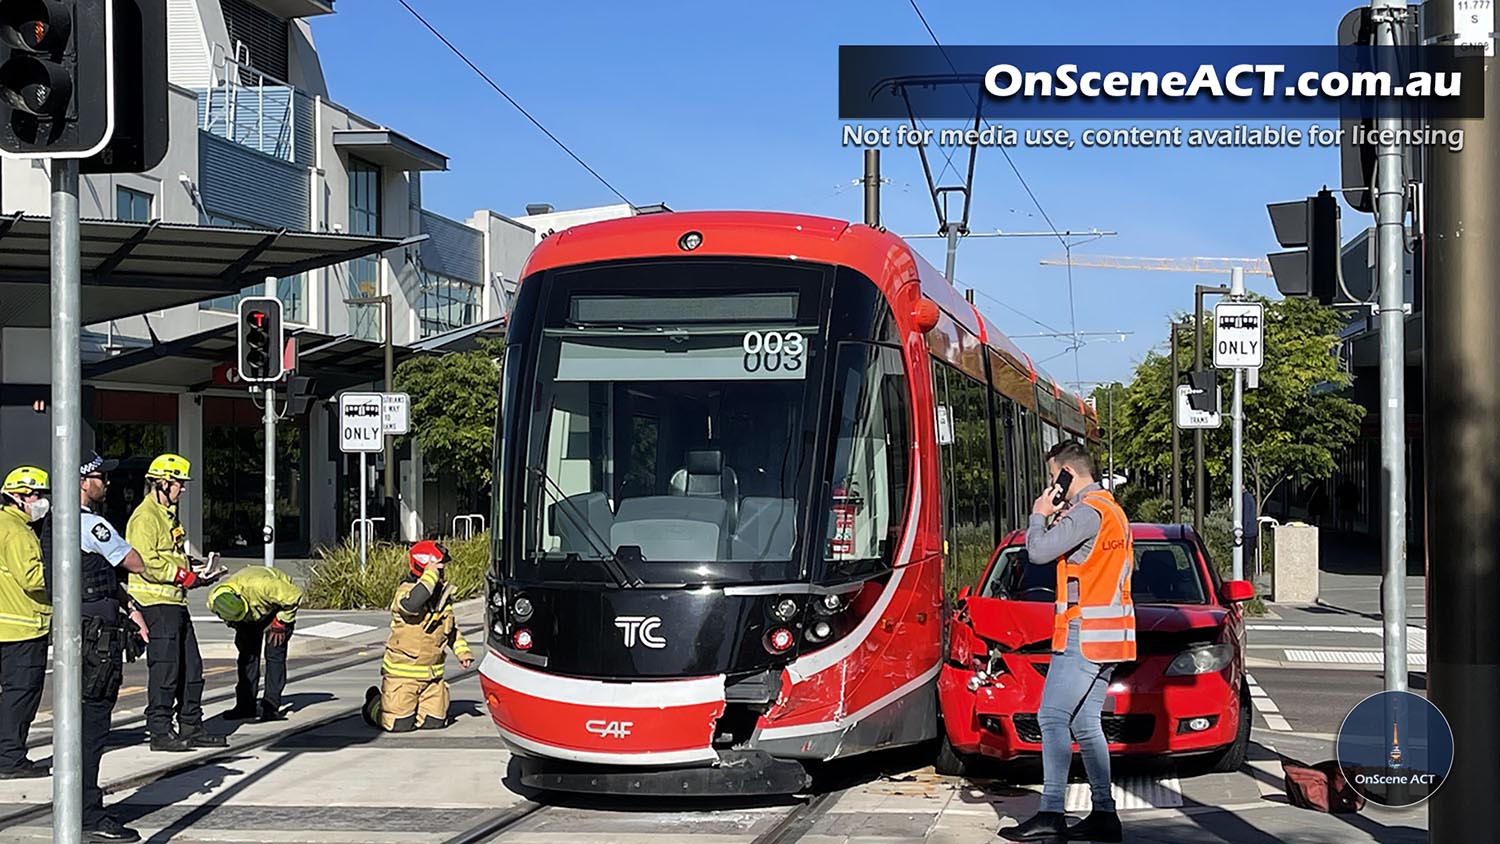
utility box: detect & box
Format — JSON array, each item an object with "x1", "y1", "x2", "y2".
[{"x1": 1272, "y1": 523, "x2": 1320, "y2": 604}]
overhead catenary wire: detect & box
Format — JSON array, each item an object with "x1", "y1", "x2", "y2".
[
  {"x1": 906, "y1": 0, "x2": 1088, "y2": 384},
  {"x1": 394, "y1": 0, "x2": 633, "y2": 207}
]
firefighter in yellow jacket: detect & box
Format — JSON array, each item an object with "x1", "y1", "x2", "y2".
[
  {"x1": 206, "y1": 566, "x2": 303, "y2": 722},
  {"x1": 124, "y1": 454, "x2": 227, "y2": 751},
  {"x1": 0, "y1": 467, "x2": 51, "y2": 779},
  {"x1": 361, "y1": 540, "x2": 473, "y2": 731}
]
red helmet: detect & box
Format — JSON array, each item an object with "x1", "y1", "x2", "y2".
[{"x1": 408, "y1": 540, "x2": 448, "y2": 577}]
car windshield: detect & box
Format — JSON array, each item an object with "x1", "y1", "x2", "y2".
[{"x1": 981, "y1": 539, "x2": 1209, "y2": 605}]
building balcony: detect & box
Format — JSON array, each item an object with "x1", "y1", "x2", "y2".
[{"x1": 197, "y1": 56, "x2": 316, "y2": 167}]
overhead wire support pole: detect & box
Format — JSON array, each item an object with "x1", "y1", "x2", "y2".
[
  {"x1": 863, "y1": 149, "x2": 880, "y2": 227},
  {"x1": 1171, "y1": 321, "x2": 1183, "y2": 524},
  {"x1": 1193, "y1": 283, "x2": 1232, "y2": 534},
  {"x1": 50, "y1": 159, "x2": 83, "y2": 844},
  {"x1": 1373, "y1": 0, "x2": 1408, "y2": 697}
]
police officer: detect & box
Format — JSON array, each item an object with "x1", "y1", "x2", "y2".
[
  {"x1": 76, "y1": 451, "x2": 154, "y2": 842},
  {"x1": 205, "y1": 566, "x2": 303, "y2": 722},
  {"x1": 124, "y1": 454, "x2": 226, "y2": 752},
  {"x1": 0, "y1": 467, "x2": 51, "y2": 779},
  {"x1": 361, "y1": 541, "x2": 473, "y2": 732}
]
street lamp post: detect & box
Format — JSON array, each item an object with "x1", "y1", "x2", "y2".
[{"x1": 344, "y1": 295, "x2": 395, "y2": 537}]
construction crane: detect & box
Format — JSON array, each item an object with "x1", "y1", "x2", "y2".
[{"x1": 1039, "y1": 255, "x2": 1272, "y2": 276}]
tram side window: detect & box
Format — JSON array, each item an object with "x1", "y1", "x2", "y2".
[
  {"x1": 823, "y1": 343, "x2": 910, "y2": 567},
  {"x1": 991, "y1": 392, "x2": 1015, "y2": 535},
  {"x1": 944, "y1": 367, "x2": 996, "y2": 587}
]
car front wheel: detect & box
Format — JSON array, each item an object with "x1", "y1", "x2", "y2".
[{"x1": 1209, "y1": 689, "x2": 1252, "y2": 773}]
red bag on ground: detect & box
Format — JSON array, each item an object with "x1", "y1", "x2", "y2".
[{"x1": 1281, "y1": 759, "x2": 1365, "y2": 813}]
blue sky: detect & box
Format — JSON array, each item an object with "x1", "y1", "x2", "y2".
[{"x1": 309, "y1": 1, "x2": 1366, "y2": 388}]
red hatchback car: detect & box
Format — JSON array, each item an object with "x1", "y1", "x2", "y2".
[{"x1": 937, "y1": 523, "x2": 1257, "y2": 776}]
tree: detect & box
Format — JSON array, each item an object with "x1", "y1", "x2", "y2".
[
  {"x1": 1113, "y1": 296, "x2": 1364, "y2": 511},
  {"x1": 392, "y1": 338, "x2": 503, "y2": 505}
]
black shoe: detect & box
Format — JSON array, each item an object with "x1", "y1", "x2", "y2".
[
  {"x1": 1065, "y1": 811, "x2": 1122, "y2": 842},
  {"x1": 258, "y1": 703, "x2": 287, "y2": 722},
  {"x1": 0, "y1": 759, "x2": 48, "y2": 779},
  {"x1": 999, "y1": 811, "x2": 1067, "y2": 842},
  {"x1": 149, "y1": 732, "x2": 194, "y2": 752},
  {"x1": 84, "y1": 816, "x2": 140, "y2": 842},
  {"x1": 222, "y1": 705, "x2": 258, "y2": 721},
  {"x1": 182, "y1": 728, "x2": 228, "y2": 748}
]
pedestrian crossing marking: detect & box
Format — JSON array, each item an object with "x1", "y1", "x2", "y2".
[
  {"x1": 1063, "y1": 775, "x2": 1183, "y2": 811},
  {"x1": 1283, "y1": 649, "x2": 1427, "y2": 666},
  {"x1": 296, "y1": 621, "x2": 378, "y2": 639}
]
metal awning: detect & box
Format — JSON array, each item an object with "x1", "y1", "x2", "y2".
[
  {"x1": 0, "y1": 214, "x2": 419, "y2": 328},
  {"x1": 407, "y1": 316, "x2": 506, "y2": 353},
  {"x1": 84, "y1": 325, "x2": 432, "y2": 397},
  {"x1": 333, "y1": 129, "x2": 448, "y2": 172},
  {"x1": 247, "y1": 0, "x2": 335, "y2": 18}
]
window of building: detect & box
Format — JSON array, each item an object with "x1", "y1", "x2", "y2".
[
  {"x1": 346, "y1": 157, "x2": 382, "y2": 340},
  {"x1": 197, "y1": 211, "x2": 307, "y2": 324},
  {"x1": 418, "y1": 270, "x2": 479, "y2": 337},
  {"x1": 116, "y1": 186, "x2": 153, "y2": 222}
]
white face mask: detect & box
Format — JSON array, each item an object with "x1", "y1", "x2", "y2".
[{"x1": 26, "y1": 497, "x2": 50, "y2": 523}]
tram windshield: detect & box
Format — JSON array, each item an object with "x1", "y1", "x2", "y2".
[{"x1": 516, "y1": 263, "x2": 827, "y2": 583}]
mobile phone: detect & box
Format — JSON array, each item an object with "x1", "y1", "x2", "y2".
[{"x1": 1052, "y1": 468, "x2": 1074, "y2": 505}]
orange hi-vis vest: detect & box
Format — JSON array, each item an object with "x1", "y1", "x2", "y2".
[{"x1": 1052, "y1": 490, "x2": 1136, "y2": 663}]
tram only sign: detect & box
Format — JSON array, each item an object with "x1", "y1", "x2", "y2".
[
  {"x1": 339, "y1": 392, "x2": 385, "y2": 453},
  {"x1": 1214, "y1": 302, "x2": 1264, "y2": 369}
]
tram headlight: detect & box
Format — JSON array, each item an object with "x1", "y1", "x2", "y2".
[
  {"x1": 511, "y1": 596, "x2": 534, "y2": 623},
  {"x1": 807, "y1": 620, "x2": 833, "y2": 643},
  {"x1": 678, "y1": 230, "x2": 703, "y2": 251},
  {"x1": 771, "y1": 598, "x2": 799, "y2": 622},
  {"x1": 815, "y1": 593, "x2": 843, "y2": 615}
]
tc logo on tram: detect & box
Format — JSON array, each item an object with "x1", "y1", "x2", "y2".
[
  {"x1": 614, "y1": 615, "x2": 666, "y2": 649},
  {"x1": 585, "y1": 719, "x2": 635, "y2": 739}
]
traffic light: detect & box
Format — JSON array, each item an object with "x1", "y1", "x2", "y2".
[
  {"x1": 80, "y1": 0, "x2": 166, "y2": 174},
  {"x1": 1336, "y1": 6, "x2": 1420, "y2": 215},
  {"x1": 1186, "y1": 370, "x2": 1219, "y2": 413},
  {"x1": 1267, "y1": 188, "x2": 1342, "y2": 304},
  {"x1": 237, "y1": 297, "x2": 284, "y2": 383},
  {"x1": 0, "y1": 0, "x2": 113, "y2": 158}
]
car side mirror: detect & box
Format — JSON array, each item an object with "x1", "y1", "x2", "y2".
[
  {"x1": 1221, "y1": 580, "x2": 1255, "y2": 604},
  {"x1": 957, "y1": 585, "x2": 971, "y2": 600}
]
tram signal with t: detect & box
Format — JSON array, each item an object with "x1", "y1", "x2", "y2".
[
  {"x1": 0, "y1": 0, "x2": 115, "y2": 158},
  {"x1": 237, "y1": 297, "x2": 284, "y2": 383},
  {"x1": 1266, "y1": 188, "x2": 1341, "y2": 305}
]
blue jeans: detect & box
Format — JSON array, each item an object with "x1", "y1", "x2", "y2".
[{"x1": 1038, "y1": 624, "x2": 1115, "y2": 813}]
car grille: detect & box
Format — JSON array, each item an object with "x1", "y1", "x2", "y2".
[{"x1": 1012, "y1": 714, "x2": 1155, "y2": 745}]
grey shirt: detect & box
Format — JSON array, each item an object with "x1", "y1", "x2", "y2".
[{"x1": 1025, "y1": 481, "x2": 1105, "y2": 603}]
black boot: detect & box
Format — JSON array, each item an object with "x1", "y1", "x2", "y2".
[
  {"x1": 222, "y1": 704, "x2": 258, "y2": 720},
  {"x1": 181, "y1": 726, "x2": 228, "y2": 748},
  {"x1": 148, "y1": 732, "x2": 193, "y2": 752},
  {"x1": 258, "y1": 701, "x2": 286, "y2": 722},
  {"x1": 0, "y1": 759, "x2": 49, "y2": 779},
  {"x1": 1065, "y1": 811, "x2": 1122, "y2": 842},
  {"x1": 999, "y1": 811, "x2": 1067, "y2": 842},
  {"x1": 84, "y1": 816, "x2": 140, "y2": 842}
]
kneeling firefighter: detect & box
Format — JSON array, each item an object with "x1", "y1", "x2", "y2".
[{"x1": 362, "y1": 541, "x2": 473, "y2": 731}]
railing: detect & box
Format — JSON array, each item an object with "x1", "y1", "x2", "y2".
[
  {"x1": 201, "y1": 44, "x2": 308, "y2": 164},
  {"x1": 350, "y1": 516, "x2": 385, "y2": 542},
  {"x1": 452, "y1": 514, "x2": 487, "y2": 540}
]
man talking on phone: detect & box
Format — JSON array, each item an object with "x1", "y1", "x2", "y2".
[{"x1": 1001, "y1": 441, "x2": 1135, "y2": 844}]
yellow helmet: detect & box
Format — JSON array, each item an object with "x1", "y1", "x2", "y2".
[
  {"x1": 2, "y1": 466, "x2": 50, "y2": 494},
  {"x1": 145, "y1": 454, "x2": 192, "y2": 482}
]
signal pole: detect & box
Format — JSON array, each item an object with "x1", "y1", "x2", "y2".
[
  {"x1": 1373, "y1": 0, "x2": 1409, "y2": 696},
  {"x1": 1425, "y1": 0, "x2": 1500, "y2": 837},
  {"x1": 1192, "y1": 283, "x2": 1230, "y2": 532},
  {"x1": 50, "y1": 158, "x2": 84, "y2": 844},
  {"x1": 1229, "y1": 267, "x2": 1246, "y2": 581}
]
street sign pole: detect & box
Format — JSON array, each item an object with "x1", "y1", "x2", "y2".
[
  {"x1": 50, "y1": 158, "x2": 83, "y2": 844},
  {"x1": 1229, "y1": 267, "x2": 1246, "y2": 582},
  {"x1": 359, "y1": 451, "x2": 368, "y2": 570}
]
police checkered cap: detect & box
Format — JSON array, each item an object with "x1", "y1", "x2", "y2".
[{"x1": 80, "y1": 451, "x2": 119, "y2": 476}]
